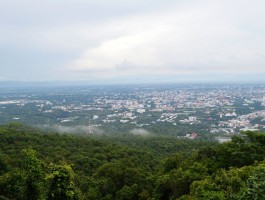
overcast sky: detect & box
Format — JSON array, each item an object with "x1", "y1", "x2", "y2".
[{"x1": 1, "y1": 0, "x2": 265, "y2": 84}]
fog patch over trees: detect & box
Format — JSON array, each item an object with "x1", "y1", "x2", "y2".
[
  {"x1": 50, "y1": 125, "x2": 105, "y2": 135},
  {"x1": 129, "y1": 128, "x2": 150, "y2": 136}
]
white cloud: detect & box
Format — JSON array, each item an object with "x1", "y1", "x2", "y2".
[
  {"x1": 66, "y1": 0, "x2": 265, "y2": 80},
  {"x1": 1, "y1": 0, "x2": 265, "y2": 82}
]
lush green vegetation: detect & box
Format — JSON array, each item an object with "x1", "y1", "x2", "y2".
[{"x1": 0, "y1": 123, "x2": 265, "y2": 199}]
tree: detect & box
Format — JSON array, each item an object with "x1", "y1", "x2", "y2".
[
  {"x1": 21, "y1": 148, "x2": 45, "y2": 200},
  {"x1": 47, "y1": 163, "x2": 79, "y2": 200},
  {"x1": 154, "y1": 162, "x2": 208, "y2": 199},
  {"x1": 0, "y1": 148, "x2": 45, "y2": 200},
  {"x1": 240, "y1": 165, "x2": 265, "y2": 200}
]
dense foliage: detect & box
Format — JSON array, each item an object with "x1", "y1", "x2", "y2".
[{"x1": 0, "y1": 123, "x2": 265, "y2": 199}]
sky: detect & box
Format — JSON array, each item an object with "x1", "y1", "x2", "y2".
[{"x1": 1, "y1": 0, "x2": 265, "y2": 84}]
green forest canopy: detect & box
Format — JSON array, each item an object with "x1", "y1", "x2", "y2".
[{"x1": 0, "y1": 123, "x2": 265, "y2": 199}]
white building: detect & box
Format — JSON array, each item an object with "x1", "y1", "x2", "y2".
[
  {"x1": 93, "y1": 115, "x2": 99, "y2": 120},
  {"x1": 136, "y1": 109, "x2": 145, "y2": 114},
  {"x1": 188, "y1": 116, "x2": 197, "y2": 122}
]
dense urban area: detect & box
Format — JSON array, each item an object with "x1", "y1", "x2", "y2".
[{"x1": 0, "y1": 84, "x2": 265, "y2": 140}]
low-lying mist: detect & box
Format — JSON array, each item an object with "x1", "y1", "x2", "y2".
[
  {"x1": 129, "y1": 128, "x2": 150, "y2": 136},
  {"x1": 38, "y1": 125, "x2": 152, "y2": 137},
  {"x1": 47, "y1": 125, "x2": 105, "y2": 135}
]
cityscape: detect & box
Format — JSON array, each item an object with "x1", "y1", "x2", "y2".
[{"x1": 1, "y1": 84, "x2": 264, "y2": 140}]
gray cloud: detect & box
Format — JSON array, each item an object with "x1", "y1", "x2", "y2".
[{"x1": 1, "y1": 0, "x2": 265, "y2": 82}]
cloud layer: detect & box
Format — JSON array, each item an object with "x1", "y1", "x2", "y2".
[{"x1": 1, "y1": 0, "x2": 265, "y2": 83}]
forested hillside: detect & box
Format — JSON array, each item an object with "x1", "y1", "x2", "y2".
[{"x1": 0, "y1": 123, "x2": 265, "y2": 199}]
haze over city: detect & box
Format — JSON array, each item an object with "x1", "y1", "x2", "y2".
[{"x1": 1, "y1": 0, "x2": 265, "y2": 84}]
